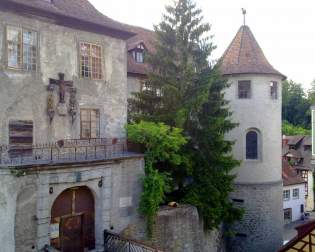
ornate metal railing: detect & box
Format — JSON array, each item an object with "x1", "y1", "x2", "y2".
[
  {"x1": 0, "y1": 138, "x2": 139, "y2": 166},
  {"x1": 104, "y1": 230, "x2": 163, "y2": 252}
]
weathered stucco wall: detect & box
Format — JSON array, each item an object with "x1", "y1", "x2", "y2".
[
  {"x1": 225, "y1": 74, "x2": 282, "y2": 184},
  {"x1": 0, "y1": 156, "x2": 144, "y2": 252},
  {"x1": 0, "y1": 11, "x2": 128, "y2": 144},
  {"x1": 0, "y1": 170, "x2": 38, "y2": 252}
]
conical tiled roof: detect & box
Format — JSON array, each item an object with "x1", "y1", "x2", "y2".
[{"x1": 219, "y1": 25, "x2": 286, "y2": 79}]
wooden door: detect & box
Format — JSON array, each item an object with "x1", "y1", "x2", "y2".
[
  {"x1": 51, "y1": 186, "x2": 95, "y2": 251},
  {"x1": 61, "y1": 214, "x2": 83, "y2": 252}
]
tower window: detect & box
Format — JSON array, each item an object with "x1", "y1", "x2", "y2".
[
  {"x1": 246, "y1": 130, "x2": 259, "y2": 159},
  {"x1": 270, "y1": 81, "x2": 278, "y2": 99},
  {"x1": 238, "y1": 81, "x2": 251, "y2": 99}
]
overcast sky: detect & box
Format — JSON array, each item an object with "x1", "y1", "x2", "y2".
[{"x1": 90, "y1": 0, "x2": 315, "y2": 90}]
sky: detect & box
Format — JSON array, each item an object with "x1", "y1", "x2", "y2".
[{"x1": 90, "y1": 0, "x2": 315, "y2": 90}]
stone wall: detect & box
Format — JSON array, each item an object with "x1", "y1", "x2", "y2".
[
  {"x1": 228, "y1": 182, "x2": 283, "y2": 252},
  {"x1": 123, "y1": 205, "x2": 225, "y2": 252}
]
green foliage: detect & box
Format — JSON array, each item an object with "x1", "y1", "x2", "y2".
[
  {"x1": 182, "y1": 69, "x2": 243, "y2": 229},
  {"x1": 282, "y1": 120, "x2": 310, "y2": 136},
  {"x1": 282, "y1": 80, "x2": 310, "y2": 129},
  {"x1": 127, "y1": 121, "x2": 187, "y2": 237},
  {"x1": 129, "y1": 0, "x2": 242, "y2": 232}
]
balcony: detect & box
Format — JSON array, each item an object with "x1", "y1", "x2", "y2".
[{"x1": 0, "y1": 138, "x2": 142, "y2": 168}]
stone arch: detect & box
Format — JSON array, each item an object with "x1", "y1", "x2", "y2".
[
  {"x1": 15, "y1": 183, "x2": 37, "y2": 252},
  {"x1": 50, "y1": 186, "x2": 95, "y2": 252},
  {"x1": 245, "y1": 128, "x2": 262, "y2": 160}
]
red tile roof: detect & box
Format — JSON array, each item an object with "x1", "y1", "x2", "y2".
[
  {"x1": 219, "y1": 25, "x2": 286, "y2": 79},
  {"x1": 282, "y1": 159, "x2": 305, "y2": 186},
  {"x1": 1, "y1": 0, "x2": 135, "y2": 39}
]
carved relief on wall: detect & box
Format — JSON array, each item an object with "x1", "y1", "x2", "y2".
[{"x1": 47, "y1": 73, "x2": 78, "y2": 123}]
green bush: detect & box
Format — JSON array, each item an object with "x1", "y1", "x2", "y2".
[{"x1": 127, "y1": 121, "x2": 187, "y2": 237}]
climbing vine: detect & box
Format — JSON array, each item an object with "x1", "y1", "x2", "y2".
[{"x1": 127, "y1": 121, "x2": 187, "y2": 237}]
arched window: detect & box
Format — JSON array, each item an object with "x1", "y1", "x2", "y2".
[{"x1": 246, "y1": 130, "x2": 259, "y2": 159}]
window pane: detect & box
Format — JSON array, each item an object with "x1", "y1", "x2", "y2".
[
  {"x1": 91, "y1": 45, "x2": 102, "y2": 79},
  {"x1": 246, "y1": 131, "x2": 258, "y2": 159},
  {"x1": 270, "y1": 81, "x2": 278, "y2": 99},
  {"x1": 7, "y1": 27, "x2": 22, "y2": 68},
  {"x1": 23, "y1": 30, "x2": 37, "y2": 71},
  {"x1": 80, "y1": 109, "x2": 100, "y2": 139},
  {"x1": 238, "y1": 81, "x2": 251, "y2": 99},
  {"x1": 80, "y1": 43, "x2": 91, "y2": 78}
]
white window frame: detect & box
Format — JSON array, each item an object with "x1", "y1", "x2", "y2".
[
  {"x1": 292, "y1": 188, "x2": 299, "y2": 199},
  {"x1": 283, "y1": 190, "x2": 290, "y2": 201}
]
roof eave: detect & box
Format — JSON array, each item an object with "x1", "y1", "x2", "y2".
[
  {"x1": 0, "y1": 1, "x2": 136, "y2": 40},
  {"x1": 222, "y1": 71, "x2": 287, "y2": 81}
]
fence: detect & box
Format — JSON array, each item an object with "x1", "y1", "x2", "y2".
[
  {"x1": 0, "y1": 138, "x2": 135, "y2": 166},
  {"x1": 104, "y1": 230, "x2": 163, "y2": 252}
]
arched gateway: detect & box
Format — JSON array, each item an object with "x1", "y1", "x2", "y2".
[{"x1": 50, "y1": 186, "x2": 95, "y2": 252}]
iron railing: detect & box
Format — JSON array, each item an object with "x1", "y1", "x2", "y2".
[
  {"x1": 104, "y1": 230, "x2": 163, "y2": 252},
  {"x1": 0, "y1": 138, "x2": 139, "y2": 166}
]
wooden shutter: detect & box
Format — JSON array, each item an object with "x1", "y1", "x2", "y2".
[{"x1": 9, "y1": 120, "x2": 33, "y2": 157}]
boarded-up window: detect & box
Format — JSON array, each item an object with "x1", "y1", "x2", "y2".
[
  {"x1": 238, "y1": 80, "x2": 251, "y2": 99},
  {"x1": 9, "y1": 120, "x2": 33, "y2": 157},
  {"x1": 80, "y1": 109, "x2": 100, "y2": 139}
]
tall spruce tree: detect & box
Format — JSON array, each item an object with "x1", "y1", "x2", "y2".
[{"x1": 130, "y1": 0, "x2": 242, "y2": 230}]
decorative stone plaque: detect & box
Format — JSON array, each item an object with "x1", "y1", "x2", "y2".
[
  {"x1": 57, "y1": 103, "x2": 67, "y2": 116},
  {"x1": 119, "y1": 197, "x2": 132, "y2": 208}
]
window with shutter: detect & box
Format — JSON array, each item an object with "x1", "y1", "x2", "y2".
[{"x1": 9, "y1": 120, "x2": 33, "y2": 157}]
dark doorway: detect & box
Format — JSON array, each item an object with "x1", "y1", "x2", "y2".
[{"x1": 51, "y1": 186, "x2": 95, "y2": 251}]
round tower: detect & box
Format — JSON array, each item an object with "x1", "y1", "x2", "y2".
[{"x1": 220, "y1": 24, "x2": 286, "y2": 252}]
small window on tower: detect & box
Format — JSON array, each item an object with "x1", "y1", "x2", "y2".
[
  {"x1": 238, "y1": 81, "x2": 251, "y2": 99},
  {"x1": 270, "y1": 81, "x2": 278, "y2": 99},
  {"x1": 246, "y1": 130, "x2": 259, "y2": 160}
]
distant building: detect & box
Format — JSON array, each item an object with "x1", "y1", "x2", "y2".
[
  {"x1": 282, "y1": 159, "x2": 306, "y2": 223},
  {"x1": 126, "y1": 26, "x2": 155, "y2": 97},
  {"x1": 283, "y1": 135, "x2": 314, "y2": 211}
]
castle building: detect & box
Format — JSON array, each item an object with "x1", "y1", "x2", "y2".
[
  {"x1": 0, "y1": 0, "x2": 145, "y2": 251},
  {"x1": 220, "y1": 25, "x2": 286, "y2": 252}
]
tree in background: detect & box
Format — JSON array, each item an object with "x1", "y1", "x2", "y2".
[
  {"x1": 282, "y1": 80, "x2": 310, "y2": 129},
  {"x1": 282, "y1": 120, "x2": 310, "y2": 136},
  {"x1": 129, "y1": 0, "x2": 242, "y2": 231}
]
